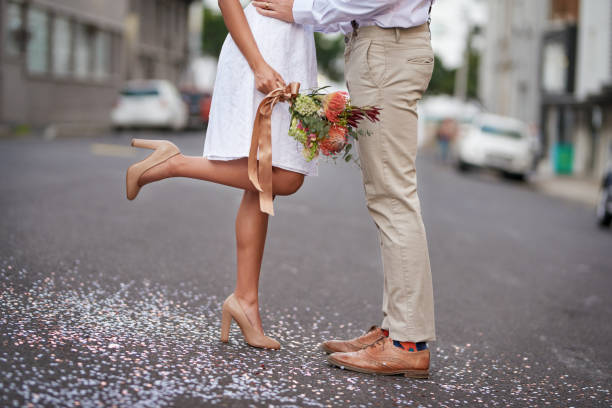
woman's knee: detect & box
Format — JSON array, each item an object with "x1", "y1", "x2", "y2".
[
  {"x1": 289, "y1": 174, "x2": 305, "y2": 194},
  {"x1": 275, "y1": 171, "x2": 304, "y2": 195}
]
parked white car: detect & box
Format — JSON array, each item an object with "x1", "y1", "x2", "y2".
[
  {"x1": 455, "y1": 113, "x2": 538, "y2": 180},
  {"x1": 112, "y1": 80, "x2": 188, "y2": 130}
]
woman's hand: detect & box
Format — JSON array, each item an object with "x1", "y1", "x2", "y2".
[
  {"x1": 217, "y1": 0, "x2": 284, "y2": 94},
  {"x1": 253, "y1": 63, "x2": 286, "y2": 95}
]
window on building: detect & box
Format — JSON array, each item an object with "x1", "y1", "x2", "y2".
[
  {"x1": 550, "y1": 0, "x2": 579, "y2": 23},
  {"x1": 26, "y1": 7, "x2": 49, "y2": 74},
  {"x1": 74, "y1": 23, "x2": 92, "y2": 79},
  {"x1": 4, "y1": 1, "x2": 23, "y2": 57},
  {"x1": 93, "y1": 30, "x2": 111, "y2": 80},
  {"x1": 53, "y1": 16, "x2": 71, "y2": 77},
  {"x1": 542, "y1": 42, "x2": 568, "y2": 94}
]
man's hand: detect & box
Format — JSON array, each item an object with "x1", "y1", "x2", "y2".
[{"x1": 252, "y1": 0, "x2": 295, "y2": 23}]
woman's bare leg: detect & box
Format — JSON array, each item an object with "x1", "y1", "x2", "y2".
[
  {"x1": 137, "y1": 153, "x2": 304, "y2": 336},
  {"x1": 139, "y1": 155, "x2": 304, "y2": 196},
  {"x1": 233, "y1": 190, "x2": 269, "y2": 333}
]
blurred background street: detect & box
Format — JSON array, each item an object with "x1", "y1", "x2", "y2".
[{"x1": 2, "y1": 0, "x2": 612, "y2": 406}]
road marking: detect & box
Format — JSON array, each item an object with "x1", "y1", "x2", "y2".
[{"x1": 90, "y1": 143, "x2": 136, "y2": 158}]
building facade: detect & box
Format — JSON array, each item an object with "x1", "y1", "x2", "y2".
[
  {"x1": 123, "y1": 0, "x2": 191, "y2": 83},
  {"x1": 479, "y1": 0, "x2": 612, "y2": 180},
  {"x1": 0, "y1": 0, "x2": 193, "y2": 136},
  {"x1": 478, "y1": 0, "x2": 549, "y2": 127},
  {"x1": 569, "y1": 0, "x2": 612, "y2": 177}
]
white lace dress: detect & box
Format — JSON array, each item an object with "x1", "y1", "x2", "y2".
[{"x1": 203, "y1": 3, "x2": 319, "y2": 176}]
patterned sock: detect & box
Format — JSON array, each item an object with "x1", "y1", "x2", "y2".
[
  {"x1": 392, "y1": 340, "x2": 428, "y2": 352},
  {"x1": 381, "y1": 328, "x2": 389, "y2": 337}
]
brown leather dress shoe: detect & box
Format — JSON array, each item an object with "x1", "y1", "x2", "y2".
[
  {"x1": 320, "y1": 325, "x2": 386, "y2": 354},
  {"x1": 327, "y1": 337, "x2": 430, "y2": 378}
]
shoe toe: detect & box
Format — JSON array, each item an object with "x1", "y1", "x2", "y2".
[
  {"x1": 268, "y1": 339, "x2": 281, "y2": 350},
  {"x1": 327, "y1": 351, "x2": 352, "y2": 367},
  {"x1": 261, "y1": 336, "x2": 281, "y2": 350},
  {"x1": 320, "y1": 340, "x2": 340, "y2": 353}
]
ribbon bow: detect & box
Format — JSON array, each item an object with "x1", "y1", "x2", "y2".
[{"x1": 248, "y1": 82, "x2": 300, "y2": 216}]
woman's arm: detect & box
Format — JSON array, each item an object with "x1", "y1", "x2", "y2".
[
  {"x1": 253, "y1": 0, "x2": 397, "y2": 25},
  {"x1": 218, "y1": 0, "x2": 285, "y2": 94}
]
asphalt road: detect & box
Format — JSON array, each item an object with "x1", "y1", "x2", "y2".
[{"x1": 1, "y1": 131, "x2": 611, "y2": 407}]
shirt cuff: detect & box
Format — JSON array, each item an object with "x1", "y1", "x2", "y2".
[{"x1": 292, "y1": 0, "x2": 317, "y2": 25}]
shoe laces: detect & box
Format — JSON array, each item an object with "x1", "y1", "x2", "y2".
[{"x1": 368, "y1": 337, "x2": 388, "y2": 351}]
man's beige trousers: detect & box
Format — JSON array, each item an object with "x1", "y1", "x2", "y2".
[{"x1": 345, "y1": 24, "x2": 436, "y2": 342}]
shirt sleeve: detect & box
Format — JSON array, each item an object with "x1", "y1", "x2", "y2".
[
  {"x1": 309, "y1": 23, "x2": 343, "y2": 34},
  {"x1": 293, "y1": 0, "x2": 398, "y2": 27}
]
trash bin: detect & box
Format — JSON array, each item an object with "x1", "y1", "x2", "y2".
[{"x1": 553, "y1": 142, "x2": 573, "y2": 175}]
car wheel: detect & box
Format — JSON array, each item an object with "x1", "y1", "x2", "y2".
[
  {"x1": 596, "y1": 189, "x2": 612, "y2": 227},
  {"x1": 502, "y1": 171, "x2": 527, "y2": 182},
  {"x1": 457, "y1": 160, "x2": 471, "y2": 173}
]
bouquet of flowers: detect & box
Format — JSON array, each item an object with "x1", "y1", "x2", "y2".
[{"x1": 288, "y1": 87, "x2": 381, "y2": 162}]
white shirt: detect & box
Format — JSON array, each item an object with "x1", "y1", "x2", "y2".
[{"x1": 292, "y1": 0, "x2": 433, "y2": 34}]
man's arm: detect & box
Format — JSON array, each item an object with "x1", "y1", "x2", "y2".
[{"x1": 253, "y1": 0, "x2": 398, "y2": 26}]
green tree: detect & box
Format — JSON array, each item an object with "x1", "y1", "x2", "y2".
[
  {"x1": 428, "y1": 55, "x2": 456, "y2": 95},
  {"x1": 427, "y1": 27, "x2": 481, "y2": 99},
  {"x1": 466, "y1": 43, "x2": 480, "y2": 99},
  {"x1": 313, "y1": 33, "x2": 345, "y2": 82},
  {"x1": 201, "y1": 8, "x2": 228, "y2": 58}
]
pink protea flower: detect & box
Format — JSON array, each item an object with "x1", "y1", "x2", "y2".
[
  {"x1": 320, "y1": 124, "x2": 348, "y2": 155},
  {"x1": 323, "y1": 91, "x2": 349, "y2": 123}
]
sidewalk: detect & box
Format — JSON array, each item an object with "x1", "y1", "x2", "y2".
[{"x1": 530, "y1": 170, "x2": 601, "y2": 208}]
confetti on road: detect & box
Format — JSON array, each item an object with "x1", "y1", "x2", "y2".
[{"x1": 0, "y1": 258, "x2": 610, "y2": 407}]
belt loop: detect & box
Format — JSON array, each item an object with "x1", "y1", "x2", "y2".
[
  {"x1": 351, "y1": 20, "x2": 359, "y2": 38},
  {"x1": 395, "y1": 27, "x2": 400, "y2": 43}
]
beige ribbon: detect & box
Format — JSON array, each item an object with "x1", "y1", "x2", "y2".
[{"x1": 248, "y1": 82, "x2": 300, "y2": 216}]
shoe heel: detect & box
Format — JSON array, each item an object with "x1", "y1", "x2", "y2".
[
  {"x1": 404, "y1": 370, "x2": 429, "y2": 379},
  {"x1": 131, "y1": 139, "x2": 161, "y2": 150},
  {"x1": 220, "y1": 307, "x2": 232, "y2": 343}
]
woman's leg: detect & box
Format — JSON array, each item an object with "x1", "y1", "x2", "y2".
[
  {"x1": 233, "y1": 189, "x2": 269, "y2": 333},
  {"x1": 138, "y1": 153, "x2": 304, "y2": 335},
  {"x1": 139, "y1": 155, "x2": 304, "y2": 196}
]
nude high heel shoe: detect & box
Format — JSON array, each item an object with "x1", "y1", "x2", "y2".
[
  {"x1": 220, "y1": 294, "x2": 281, "y2": 350},
  {"x1": 126, "y1": 139, "x2": 180, "y2": 200}
]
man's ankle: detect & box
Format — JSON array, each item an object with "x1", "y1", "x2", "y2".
[
  {"x1": 391, "y1": 340, "x2": 427, "y2": 352},
  {"x1": 382, "y1": 329, "x2": 427, "y2": 352}
]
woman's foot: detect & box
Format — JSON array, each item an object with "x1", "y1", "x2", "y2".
[
  {"x1": 126, "y1": 139, "x2": 180, "y2": 200},
  {"x1": 234, "y1": 294, "x2": 264, "y2": 334},
  {"x1": 137, "y1": 154, "x2": 179, "y2": 187},
  {"x1": 220, "y1": 293, "x2": 280, "y2": 350}
]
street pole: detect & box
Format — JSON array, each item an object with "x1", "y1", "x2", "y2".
[
  {"x1": 454, "y1": 7, "x2": 470, "y2": 101},
  {"x1": 454, "y1": 40, "x2": 469, "y2": 101}
]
